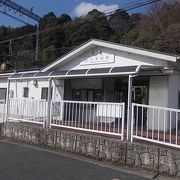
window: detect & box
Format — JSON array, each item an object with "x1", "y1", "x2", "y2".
[
  {"x1": 0, "y1": 88, "x2": 7, "y2": 100},
  {"x1": 23, "y1": 87, "x2": 29, "y2": 98},
  {"x1": 41, "y1": 88, "x2": 48, "y2": 100},
  {"x1": 41, "y1": 87, "x2": 52, "y2": 100},
  {"x1": 93, "y1": 89, "x2": 104, "y2": 102},
  {"x1": 72, "y1": 89, "x2": 104, "y2": 102},
  {"x1": 10, "y1": 90, "x2": 14, "y2": 98}
]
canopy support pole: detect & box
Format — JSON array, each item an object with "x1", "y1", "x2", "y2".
[
  {"x1": 5, "y1": 80, "x2": 10, "y2": 122},
  {"x1": 46, "y1": 78, "x2": 52, "y2": 128},
  {"x1": 127, "y1": 75, "x2": 133, "y2": 140}
]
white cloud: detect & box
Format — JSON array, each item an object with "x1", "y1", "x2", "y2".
[{"x1": 74, "y1": 2, "x2": 119, "y2": 17}]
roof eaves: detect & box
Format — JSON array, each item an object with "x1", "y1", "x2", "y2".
[
  {"x1": 91, "y1": 39, "x2": 179, "y2": 58},
  {"x1": 41, "y1": 39, "x2": 179, "y2": 72},
  {"x1": 92, "y1": 39, "x2": 178, "y2": 62}
]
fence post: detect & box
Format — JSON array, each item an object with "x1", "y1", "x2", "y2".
[
  {"x1": 121, "y1": 103, "x2": 125, "y2": 141},
  {"x1": 46, "y1": 78, "x2": 52, "y2": 128},
  {"x1": 60, "y1": 100, "x2": 64, "y2": 121},
  {"x1": 131, "y1": 103, "x2": 134, "y2": 142},
  {"x1": 5, "y1": 80, "x2": 10, "y2": 122}
]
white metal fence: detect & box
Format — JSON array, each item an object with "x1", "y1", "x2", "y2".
[
  {"x1": 2, "y1": 98, "x2": 180, "y2": 148},
  {"x1": 0, "y1": 100, "x2": 6, "y2": 122},
  {"x1": 51, "y1": 100, "x2": 125, "y2": 139},
  {"x1": 131, "y1": 103, "x2": 180, "y2": 148},
  {"x1": 8, "y1": 98, "x2": 48, "y2": 125}
]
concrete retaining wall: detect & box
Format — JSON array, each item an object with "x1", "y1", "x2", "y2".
[{"x1": 1, "y1": 122, "x2": 180, "y2": 178}]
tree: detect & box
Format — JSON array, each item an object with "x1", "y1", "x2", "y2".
[
  {"x1": 67, "y1": 23, "x2": 98, "y2": 46},
  {"x1": 0, "y1": 0, "x2": 180, "y2": 71},
  {"x1": 57, "y1": 14, "x2": 71, "y2": 25},
  {"x1": 86, "y1": 10, "x2": 112, "y2": 40},
  {"x1": 109, "y1": 9, "x2": 130, "y2": 42},
  {"x1": 154, "y1": 24, "x2": 180, "y2": 54},
  {"x1": 40, "y1": 12, "x2": 57, "y2": 29},
  {"x1": 128, "y1": 13, "x2": 141, "y2": 29},
  {"x1": 121, "y1": 29, "x2": 139, "y2": 45},
  {"x1": 64, "y1": 10, "x2": 112, "y2": 46}
]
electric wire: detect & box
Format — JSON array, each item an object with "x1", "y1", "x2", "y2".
[
  {"x1": 0, "y1": 0, "x2": 161, "y2": 64},
  {"x1": 0, "y1": 0, "x2": 161, "y2": 45}
]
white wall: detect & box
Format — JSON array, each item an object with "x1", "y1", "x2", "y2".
[
  {"x1": 148, "y1": 74, "x2": 180, "y2": 108},
  {"x1": 11, "y1": 79, "x2": 49, "y2": 99},
  {"x1": 148, "y1": 76, "x2": 169, "y2": 131},
  {"x1": 54, "y1": 47, "x2": 169, "y2": 71},
  {"x1": 168, "y1": 75, "x2": 180, "y2": 109},
  {"x1": 149, "y1": 76, "x2": 169, "y2": 107},
  {"x1": 148, "y1": 75, "x2": 180, "y2": 131},
  {"x1": 0, "y1": 78, "x2": 56, "y2": 100}
]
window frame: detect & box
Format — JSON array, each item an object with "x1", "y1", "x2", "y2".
[
  {"x1": 0, "y1": 88, "x2": 7, "y2": 100},
  {"x1": 41, "y1": 87, "x2": 52, "y2": 100},
  {"x1": 23, "y1": 87, "x2": 29, "y2": 98}
]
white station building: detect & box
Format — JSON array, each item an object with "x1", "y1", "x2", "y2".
[{"x1": 0, "y1": 39, "x2": 180, "y2": 133}]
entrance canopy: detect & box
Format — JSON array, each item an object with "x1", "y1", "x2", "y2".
[{"x1": 8, "y1": 65, "x2": 164, "y2": 80}]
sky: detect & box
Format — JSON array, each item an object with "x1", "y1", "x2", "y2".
[{"x1": 0, "y1": 0, "x2": 152, "y2": 27}]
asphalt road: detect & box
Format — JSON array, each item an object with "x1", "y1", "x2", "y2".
[{"x1": 0, "y1": 141, "x2": 150, "y2": 180}]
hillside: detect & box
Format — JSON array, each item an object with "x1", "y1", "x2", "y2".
[{"x1": 0, "y1": 0, "x2": 180, "y2": 70}]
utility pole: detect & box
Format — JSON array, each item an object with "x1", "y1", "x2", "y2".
[{"x1": 9, "y1": 40, "x2": 12, "y2": 56}]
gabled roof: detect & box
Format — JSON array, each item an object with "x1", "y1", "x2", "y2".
[{"x1": 41, "y1": 39, "x2": 179, "y2": 72}]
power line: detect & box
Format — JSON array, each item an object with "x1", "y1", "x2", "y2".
[
  {"x1": 0, "y1": 54, "x2": 34, "y2": 62},
  {"x1": 0, "y1": 0, "x2": 161, "y2": 45},
  {"x1": 0, "y1": 0, "x2": 41, "y2": 22},
  {"x1": 0, "y1": 30, "x2": 37, "y2": 45},
  {"x1": 123, "y1": 0, "x2": 160, "y2": 11},
  {"x1": 0, "y1": 0, "x2": 161, "y2": 64},
  {"x1": 0, "y1": 9, "x2": 30, "y2": 25}
]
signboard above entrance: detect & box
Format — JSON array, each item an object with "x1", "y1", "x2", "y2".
[{"x1": 80, "y1": 55, "x2": 115, "y2": 65}]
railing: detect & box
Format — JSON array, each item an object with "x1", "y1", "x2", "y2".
[
  {"x1": 0, "y1": 99, "x2": 6, "y2": 122},
  {"x1": 8, "y1": 98, "x2": 47, "y2": 125},
  {"x1": 131, "y1": 103, "x2": 180, "y2": 148},
  {"x1": 51, "y1": 100, "x2": 125, "y2": 139},
  {"x1": 3, "y1": 98, "x2": 180, "y2": 148},
  {"x1": 3, "y1": 97, "x2": 180, "y2": 148}
]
